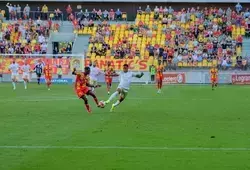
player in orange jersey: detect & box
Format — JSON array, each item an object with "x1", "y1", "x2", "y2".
[
  {"x1": 104, "y1": 61, "x2": 115, "y2": 95},
  {"x1": 44, "y1": 60, "x2": 53, "y2": 90},
  {"x1": 156, "y1": 62, "x2": 164, "y2": 93},
  {"x1": 210, "y1": 65, "x2": 218, "y2": 90},
  {"x1": 72, "y1": 67, "x2": 101, "y2": 113}
]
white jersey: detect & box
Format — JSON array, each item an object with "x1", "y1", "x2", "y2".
[
  {"x1": 118, "y1": 71, "x2": 135, "y2": 90},
  {"x1": 8, "y1": 63, "x2": 19, "y2": 75},
  {"x1": 90, "y1": 66, "x2": 101, "y2": 81},
  {"x1": 22, "y1": 64, "x2": 31, "y2": 74}
]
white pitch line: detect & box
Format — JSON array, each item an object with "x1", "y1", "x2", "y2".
[
  {"x1": 0, "y1": 95, "x2": 247, "y2": 102},
  {"x1": 0, "y1": 145, "x2": 250, "y2": 151}
]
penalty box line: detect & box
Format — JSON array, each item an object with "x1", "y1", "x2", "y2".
[{"x1": 0, "y1": 146, "x2": 250, "y2": 151}]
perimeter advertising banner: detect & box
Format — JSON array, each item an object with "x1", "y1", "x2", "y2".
[
  {"x1": 232, "y1": 74, "x2": 250, "y2": 85},
  {"x1": 0, "y1": 58, "x2": 70, "y2": 74},
  {"x1": 84, "y1": 59, "x2": 151, "y2": 71},
  {"x1": 163, "y1": 73, "x2": 186, "y2": 84},
  {"x1": 40, "y1": 78, "x2": 73, "y2": 84}
]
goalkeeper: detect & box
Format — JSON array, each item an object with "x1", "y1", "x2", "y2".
[{"x1": 105, "y1": 64, "x2": 144, "y2": 112}]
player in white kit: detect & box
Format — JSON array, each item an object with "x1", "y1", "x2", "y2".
[
  {"x1": 104, "y1": 64, "x2": 144, "y2": 112},
  {"x1": 89, "y1": 62, "x2": 102, "y2": 92},
  {"x1": 8, "y1": 60, "x2": 20, "y2": 90},
  {"x1": 21, "y1": 61, "x2": 31, "y2": 89}
]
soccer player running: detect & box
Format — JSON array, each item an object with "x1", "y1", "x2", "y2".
[
  {"x1": 104, "y1": 64, "x2": 144, "y2": 112},
  {"x1": 72, "y1": 67, "x2": 101, "y2": 113},
  {"x1": 8, "y1": 59, "x2": 19, "y2": 90},
  {"x1": 104, "y1": 61, "x2": 115, "y2": 95},
  {"x1": 210, "y1": 65, "x2": 218, "y2": 90},
  {"x1": 156, "y1": 62, "x2": 164, "y2": 94},
  {"x1": 89, "y1": 61, "x2": 102, "y2": 92},
  {"x1": 34, "y1": 60, "x2": 44, "y2": 85},
  {"x1": 21, "y1": 60, "x2": 31, "y2": 89},
  {"x1": 44, "y1": 60, "x2": 53, "y2": 90}
]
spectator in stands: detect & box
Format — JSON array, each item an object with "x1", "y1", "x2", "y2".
[
  {"x1": 35, "y1": 7, "x2": 41, "y2": 19},
  {"x1": 53, "y1": 46, "x2": 59, "y2": 55},
  {"x1": 6, "y1": 3, "x2": 13, "y2": 20},
  {"x1": 236, "y1": 56, "x2": 243, "y2": 69},
  {"x1": 235, "y1": 3, "x2": 242, "y2": 13},
  {"x1": 97, "y1": 9, "x2": 102, "y2": 20},
  {"x1": 16, "y1": 5, "x2": 21, "y2": 19},
  {"x1": 66, "y1": 5, "x2": 72, "y2": 18},
  {"x1": 42, "y1": 4, "x2": 48, "y2": 20},
  {"x1": 23, "y1": 4, "x2": 30, "y2": 19},
  {"x1": 115, "y1": 9, "x2": 122, "y2": 21},
  {"x1": 145, "y1": 5, "x2": 151, "y2": 14},
  {"x1": 109, "y1": 9, "x2": 115, "y2": 20},
  {"x1": 77, "y1": 10, "x2": 83, "y2": 20},
  {"x1": 65, "y1": 43, "x2": 72, "y2": 54},
  {"x1": 103, "y1": 10, "x2": 109, "y2": 20},
  {"x1": 84, "y1": 9, "x2": 89, "y2": 19},
  {"x1": 137, "y1": 7, "x2": 142, "y2": 15}
]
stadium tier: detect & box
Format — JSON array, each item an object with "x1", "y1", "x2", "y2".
[
  {"x1": 73, "y1": 7, "x2": 249, "y2": 68},
  {"x1": 0, "y1": 19, "x2": 59, "y2": 55}
]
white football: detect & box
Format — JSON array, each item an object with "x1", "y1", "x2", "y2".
[{"x1": 99, "y1": 101, "x2": 106, "y2": 108}]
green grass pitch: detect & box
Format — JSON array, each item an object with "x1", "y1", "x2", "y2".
[{"x1": 0, "y1": 83, "x2": 250, "y2": 170}]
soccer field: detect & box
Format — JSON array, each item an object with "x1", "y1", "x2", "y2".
[{"x1": 0, "y1": 83, "x2": 250, "y2": 170}]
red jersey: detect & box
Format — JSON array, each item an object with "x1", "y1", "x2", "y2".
[
  {"x1": 157, "y1": 65, "x2": 164, "y2": 79},
  {"x1": 104, "y1": 66, "x2": 114, "y2": 78},
  {"x1": 44, "y1": 65, "x2": 52, "y2": 77},
  {"x1": 210, "y1": 68, "x2": 218, "y2": 79},
  {"x1": 75, "y1": 73, "x2": 90, "y2": 90}
]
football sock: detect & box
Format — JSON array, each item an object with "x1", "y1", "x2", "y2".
[
  {"x1": 85, "y1": 104, "x2": 91, "y2": 112},
  {"x1": 12, "y1": 82, "x2": 16, "y2": 89},
  {"x1": 113, "y1": 100, "x2": 120, "y2": 107},
  {"x1": 24, "y1": 81, "x2": 27, "y2": 89},
  {"x1": 108, "y1": 91, "x2": 119, "y2": 102},
  {"x1": 93, "y1": 97, "x2": 99, "y2": 105}
]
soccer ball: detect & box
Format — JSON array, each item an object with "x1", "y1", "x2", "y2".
[{"x1": 98, "y1": 101, "x2": 106, "y2": 108}]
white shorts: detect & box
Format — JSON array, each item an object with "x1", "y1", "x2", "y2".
[
  {"x1": 117, "y1": 86, "x2": 129, "y2": 93},
  {"x1": 22, "y1": 73, "x2": 30, "y2": 80},
  {"x1": 11, "y1": 73, "x2": 19, "y2": 79},
  {"x1": 90, "y1": 79, "x2": 98, "y2": 86}
]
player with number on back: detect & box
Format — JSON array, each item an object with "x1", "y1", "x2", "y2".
[
  {"x1": 72, "y1": 67, "x2": 102, "y2": 113},
  {"x1": 8, "y1": 59, "x2": 19, "y2": 90},
  {"x1": 156, "y1": 62, "x2": 164, "y2": 94},
  {"x1": 44, "y1": 60, "x2": 53, "y2": 90},
  {"x1": 21, "y1": 60, "x2": 31, "y2": 89},
  {"x1": 210, "y1": 65, "x2": 218, "y2": 90},
  {"x1": 104, "y1": 64, "x2": 144, "y2": 112},
  {"x1": 104, "y1": 61, "x2": 115, "y2": 95}
]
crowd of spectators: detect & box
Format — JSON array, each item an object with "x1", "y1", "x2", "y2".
[
  {"x1": 0, "y1": 18, "x2": 59, "y2": 55},
  {"x1": 86, "y1": 4, "x2": 249, "y2": 69}
]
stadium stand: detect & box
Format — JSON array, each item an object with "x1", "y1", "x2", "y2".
[
  {"x1": 0, "y1": 19, "x2": 59, "y2": 55},
  {"x1": 74, "y1": 5, "x2": 249, "y2": 69}
]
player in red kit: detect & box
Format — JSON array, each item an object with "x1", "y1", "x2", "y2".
[
  {"x1": 104, "y1": 61, "x2": 115, "y2": 95},
  {"x1": 44, "y1": 60, "x2": 53, "y2": 90},
  {"x1": 72, "y1": 67, "x2": 101, "y2": 113},
  {"x1": 156, "y1": 62, "x2": 164, "y2": 94}
]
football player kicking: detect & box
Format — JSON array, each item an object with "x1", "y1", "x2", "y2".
[
  {"x1": 72, "y1": 67, "x2": 101, "y2": 113},
  {"x1": 104, "y1": 64, "x2": 144, "y2": 112}
]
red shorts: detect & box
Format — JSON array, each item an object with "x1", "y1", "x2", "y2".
[
  {"x1": 105, "y1": 77, "x2": 112, "y2": 84},
  {"x1": 75, "y1": 87, "x2": 90, "y2": 98},
  {"x1": 157, "y1": 76, "x2": 163, "y2": 82},
  {"x1": 45, "y1": 76, "x2": 52, "y2": 81},
  {"x1": 211, "y1": 77, "x2": 218, "y2": 83}
]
